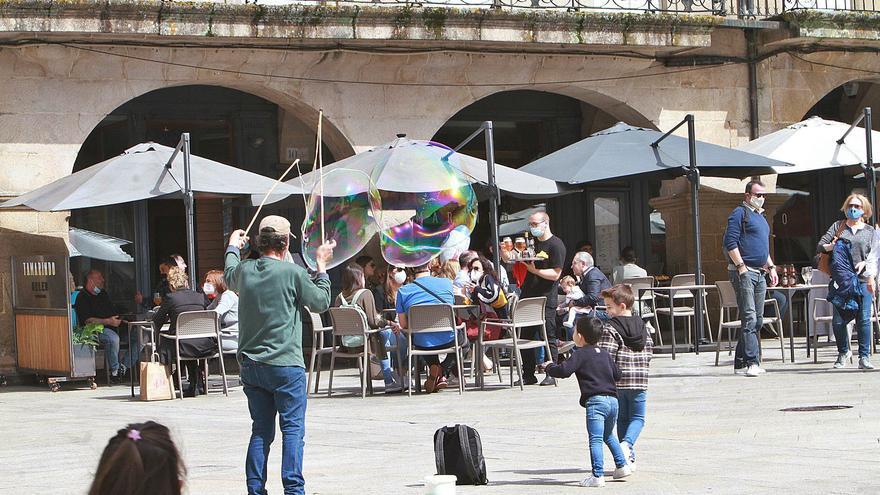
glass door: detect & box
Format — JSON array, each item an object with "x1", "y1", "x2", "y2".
[{"x1": 587, "y1": 191, "x2": 631, "y2": 275}]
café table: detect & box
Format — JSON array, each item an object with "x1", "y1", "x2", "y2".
[
  {"x1": 766, "y1": 284, "x2": 825, "y2": 363},
  {"x1": 642, "y1": 284, "x2": 716, "y2": 360}
]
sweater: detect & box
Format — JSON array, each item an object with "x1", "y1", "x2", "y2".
[
  {"x1": 723, "y1": 204, "x2": 770, "y2": 268},
  {"x1": 224, "y1": 247, "x2": 332, "y2": 368},
  {"x1": 545, "y1": 345, "x2": 621, "y2": 407}
]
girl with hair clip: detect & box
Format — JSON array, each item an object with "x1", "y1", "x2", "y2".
[{"x1": 88, "y1": 421, "x2": 186, "y2": 495}]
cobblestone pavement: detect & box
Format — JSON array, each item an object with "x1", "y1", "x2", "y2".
[{"x1": 2, "y1": 340, "x2": 879, "y2": 495}]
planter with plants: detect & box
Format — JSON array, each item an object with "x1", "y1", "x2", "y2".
[{"x1": 71, "y1": 323, "x2": 101, "y2": 378}]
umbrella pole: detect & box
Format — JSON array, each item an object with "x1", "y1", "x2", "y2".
[
  {"x1": 484, "y1": 121, "x2": 502, "y2": 278},
  {"x1": 182, "y1": 132, "x2": 197, "y2": 290},
  {"x1": 686, "y1": 115, "x2": 705, "y2": 354},
  {"x1": 865, "y1": 108, "x2": 876, "y2": 225}
]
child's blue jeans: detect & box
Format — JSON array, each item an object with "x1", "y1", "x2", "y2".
[{"x1": 585, "y1": 395, "x2": 628, "y2": 477}]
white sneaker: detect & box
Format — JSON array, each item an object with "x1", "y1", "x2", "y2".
[
  {"x1": 620, "y1": 442, "x2": 636, "y2": 472},
  {"x1": 859, "y1": 357, "x2": 875, "y2": 370},
  {"x1": 734, "y1": 367, "x2": 747, "y2": 376},
  {"x1": 744, "y1": 364, "x2": 761, "y2": 377},
  {"x1": 612, "y1": 464, "x2": 632, "y2": 480},
  {"x1": 833, "y1": 351, "x2": 852, "y2": 369},
  {"x1": 580, "y1": 475, "x2": 605, "y2": 487},
  {"x1": 752, "y1": 365, "x2": 766, "y2": 374}
]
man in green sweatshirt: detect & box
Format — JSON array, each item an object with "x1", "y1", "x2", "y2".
[{"x1": 225, "y1": 215, "x2": 335, "y2": 495}]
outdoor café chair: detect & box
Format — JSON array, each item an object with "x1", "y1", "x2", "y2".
[
  {"x1": 305, "y1": 307, "x2": 333, "y2": 395},
  {"x1": 622, "y1": 276, "x2": 662, "y2": 346},
  {"x1": 327, "y1": 306, "x2": 378, "y2": 398},
  {"x1": 403, "y1": 304, "x2": 466, "y2": 397},
  {"x1": 479, "y1": 296, "x2": 554, "y2": 391},
  {"x1": 654, "y1": 274, "x2": 712, "y2": 345},
  {"x1": 159, "y1": 310, "x2": 229, "y2": 400},
  {"x1": 714, "y1": 280, "x2": 784, "y2": 366}
]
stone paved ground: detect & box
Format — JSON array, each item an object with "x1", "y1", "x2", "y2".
[{"x1": 2, "y1": 339, "x2": 880, "y2": 495}]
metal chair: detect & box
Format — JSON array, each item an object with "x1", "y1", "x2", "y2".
[
  {"x1": 159, "y1": 310, "x2": 228, "y2": 400},
  {"x1": 403, "y1": 304, "x2": 466, "y2": 397},
  {"x1": 478, "y1": 296, "x2": 553, "y2": 391},
  {"x1": 622, "y1": 276, "x2": 662, "y2": 346},
  {"x1": 714, "y1": 280, "x2": 784, "y2": 365},
  {"x1": 327, "y1": 306, "x2": 377, "y2": 398},
  {"x1": 655, "y1": 274, "x2": 713, "y2": 345},
  {"x1": 305, "y1": 307, "x2": 333, "y2": 395}
]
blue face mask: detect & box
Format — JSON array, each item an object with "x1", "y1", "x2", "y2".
[
  {"x1": 93, "y1": 287, "x2": 102, "y2": 295},
  {"x1": 847, "y1": 207, "x2": 864, "y2": 220},
  {"x1": 529, "y1": 225, "x2": 545, "y2": 238}
]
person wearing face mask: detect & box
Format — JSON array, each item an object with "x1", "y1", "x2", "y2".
[
  {"x1": 519, "y1": 211, "x2": 566, "y2": 386},
  {"x1": 724, "y1": 179, "x2": 779, "y2": 378},
  {"x1": 468, "y1": 256, "x2": 509, "y2": 319},
  {"x1": 818, "y1": 193, "x2": 877, "y2": 370},
  {"x1": 204, "y1": 270, "x2": 239, "y2": 353}
]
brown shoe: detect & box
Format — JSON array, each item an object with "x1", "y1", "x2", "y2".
[{"x1": 424, "y1": 364, "x2": 442, "y2": 393}]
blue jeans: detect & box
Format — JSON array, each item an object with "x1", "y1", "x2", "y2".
[
  {"x1": 730, "y1": 270, "x2": 766, "y2": 368},
  {"x1": 617, "y1": 389, "x2": 647, "y2": 452},
  {"x1": 832, "y1": 282, "x2": 873, "y2": 359},
  {"x1": 98, "y1": 326, "x2": 120, "y2": 373},
  {"x1": 585, "y1": 395, "x2": 627, "y2": 477},
  {"x1": 240, "y1": 357, "x2": 307, "y2": 495}
]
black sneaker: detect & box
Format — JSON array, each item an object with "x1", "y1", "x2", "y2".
[
  {"x1": 109, "y1": 373, "x2": 122, "y2": 384},
  {"x1": 514, "y1": 375, "x2": 538, "y2": 386},
  {"x1": 539, "y1": 375, "x2": 556, "y2": 386}
]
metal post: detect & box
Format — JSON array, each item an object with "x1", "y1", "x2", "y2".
[
  {"x1": 686, "y1": 115, "x2": 705, "y2": 353},
  {"x1": 865, "y1": 108, "x2": 875, "y2": 224},
  {"x1": 484, "y1": 121, "x2": 502, "y2": 278},
  {"x1": 182, "y1": 133, "x2": 197, "y2": 290}
]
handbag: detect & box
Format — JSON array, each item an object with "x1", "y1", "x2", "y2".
[
  {"x1": 815, "y1": 221, "x2": 847, "y2": 276},
  {"x1": 139, "y1": 352, "x2": 175, "y2": 401}
]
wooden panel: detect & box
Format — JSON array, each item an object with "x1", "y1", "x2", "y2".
[
  {"x1": 196, "y1": 199, "x2": 225, "y2": 280},
  {"x1": 15, "y1": 314, "x2": 70, "y2": 374}
]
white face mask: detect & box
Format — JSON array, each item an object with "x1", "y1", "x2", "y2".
[
  {"x1": 749, "y1": 195, "x2": 765, "y2": 209},
  {"x1": 203, "y1": 283, "x2": 215, "y2": 295},
  {"x1": 393, "y1": 271, "x2": 407, "y2": 285},
  {"x1": 470, "y1": 270, "x2": 482, "y2": 283}
]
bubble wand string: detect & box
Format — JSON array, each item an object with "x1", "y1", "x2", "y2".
[
  {"x1": 315, "y1": 109, "x2": 325, "y2": 242},
  {"x1": 244, "y1": 158, "x2": 300, "y2": 236}
]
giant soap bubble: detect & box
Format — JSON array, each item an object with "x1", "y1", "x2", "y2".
[
  {"x1": 369, "y1": 141, "x2": 477, "y2": 267},
  {"x1": 301, "y1": 168, "x2": 379, "y2": 271}
]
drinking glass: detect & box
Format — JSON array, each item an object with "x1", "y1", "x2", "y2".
[
  {"x1": 514, "y1": 237, "x2": 526, "y2": 253},
  {"x1": 801, "y1": 266, "x2": 813, "y2": 286}
]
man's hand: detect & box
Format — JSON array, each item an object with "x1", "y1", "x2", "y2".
[
  {"x1": 737, "y1": 265, "x2": 748, "y2": 276},
  {"x1": 106, "y1": 315, "x2": 121, "y2": 327},
  {"x1": 524, "y1": 262, "x2": 537, "y2": 274},
  {"x1": 314, "y1": 239, "x2": 337, "y2": 273},
  {"x1": 768, "y1": 267, "x2": 779, "y2": 287},
  {"x1": 869, "y1": 278, "x2": 876, "y2": 295},
  {"x1": 228, "y1": 229, "x2": 248, "y2": 249}
]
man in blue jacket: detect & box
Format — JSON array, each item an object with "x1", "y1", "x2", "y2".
[
  {"x1": 571, "y1": 251, "x2": 612, "y2": 316},
  {"x1": 723, "y1": 179, "x2": 779, "y2": 377}
]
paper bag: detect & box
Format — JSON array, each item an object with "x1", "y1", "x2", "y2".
[{"x1": 139, "y1": 358, "x2": 175, "y2": 401}]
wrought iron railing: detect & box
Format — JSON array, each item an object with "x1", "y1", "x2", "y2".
[{"x1": 267, "y1": 0, "x2": 880, "y2": 18}]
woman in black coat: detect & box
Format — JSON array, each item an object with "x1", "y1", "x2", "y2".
[{"x1": 153, "y1": 267, "x2": 217, "y2": 396}]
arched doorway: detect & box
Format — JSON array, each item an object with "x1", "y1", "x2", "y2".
[
  {"x1": 70, "y1": 85, "x2": 342, "y2": 309},
  {"x1": 432, "y1": 90, "x2": 663, "y2": 275},
  {"x1": 771, "y1": 80, "x2": 880, "y2": 266}
]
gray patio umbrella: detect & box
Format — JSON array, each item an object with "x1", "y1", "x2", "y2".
[
  {"x1": 3, "y1": 140, "x2": 302, "y2": 287},
  {"x1": 521, "y1": 118, "x2": 793, "y2": 351}
]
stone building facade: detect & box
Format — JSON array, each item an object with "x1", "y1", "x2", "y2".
[{"x1": 1, "y1": 0, "x2": 879, "y2": 373}]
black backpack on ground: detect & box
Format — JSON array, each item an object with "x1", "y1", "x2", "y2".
[{"x1": 434, "y1": 424, "x2": 488, "y2": 485}]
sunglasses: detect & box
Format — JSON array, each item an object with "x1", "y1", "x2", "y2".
[{"x1": 750, "y1": 193, "x2": 766, "y2": 198}]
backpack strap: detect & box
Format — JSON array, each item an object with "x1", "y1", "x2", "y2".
[
  {"x1": 457, "y1": 424, "x2": 481, "y2": 483},
  {"x1": 434, "y1": 428, "x2": 448, "y2": 475},
  {"x1": 413, "y1": 280, "x2": 447, "y2": 305}
]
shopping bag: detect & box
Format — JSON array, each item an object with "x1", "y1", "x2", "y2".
[{"x1": 139, "y1": 354, "x2": 175, "y2": 401}]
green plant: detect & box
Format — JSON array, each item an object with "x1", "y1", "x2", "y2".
[{"x1": 72, "y1": 323, "x2": 103, "y2": 348}]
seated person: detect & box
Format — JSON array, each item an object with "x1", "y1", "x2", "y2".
[
  {"x1": 373, "y1": 265, "x2": 408, "y2": 326},
  {"x1": 557, "y1": 275, "x2": 592, "y2": 330},
  {"x1": 335, "y1": 263, "x2": 403, "y2": 394},
  {"x1": 570, "y1": 251, "x2": 612, "y2": 319},
  {"x1": 152, "y1": 267, "x2": 216, "y2": 397},
  {"x1": 355, "y1": 255, "x2": 379, "y2": 290},
  {"x1": 74, "y1": 269, "x2": 138, "y2": 383},
  {"x1": 454, "y1": 250, "x2": 479, "y2": 291},
  {"x1": 395, "y1": 261, "x2": 469, "y2": 393},
  {"x1": 612, "y1": 246, "x2": 648, "y2": 285},
  {"x1": 467, "y1": 255, "x2": 509, "y2": 320},
  {"x1": 204, "y1": 270, "x2": 239, "y2": 353}
]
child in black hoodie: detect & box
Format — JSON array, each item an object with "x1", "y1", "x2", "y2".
[{"x1": 544, "y1": 317, "x2": 632, "y2": 487}]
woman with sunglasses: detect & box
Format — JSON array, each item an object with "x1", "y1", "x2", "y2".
[{"x1": 817, "y1": 193, "x2": 876, "y2": 370}]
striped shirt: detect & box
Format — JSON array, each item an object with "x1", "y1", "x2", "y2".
[{"x1": 597, "y1": 323, "x2": 653, "y2": 390}]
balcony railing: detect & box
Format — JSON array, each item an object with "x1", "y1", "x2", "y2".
[{"x1": 261, "y1": 0, "x2": 880, "y2": 18}]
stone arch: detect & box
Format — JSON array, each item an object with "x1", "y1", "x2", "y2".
[
  {"x1": 428, "y1": 85, "x2": 657, "y2": 140},
  {"x1": 801, "y1": 77, "x2": 880, "y2": 129},
  {"x1": 73, "y1": 80, "x2": 355, "y2": 173}
]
